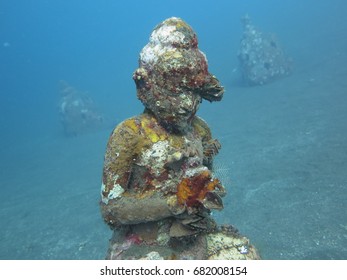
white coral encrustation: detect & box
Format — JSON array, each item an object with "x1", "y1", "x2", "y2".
[
  {"x1": 140, "y1": 18, "x2": 187, "y2": 68},
  {"x1": 101, "y1": 175, "x2": 125, "y2": 204}
]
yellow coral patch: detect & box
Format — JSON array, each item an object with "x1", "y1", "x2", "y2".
[
  {"x1": 123, "y1": 118, "x2": 140, "y2": 134},
  {"x1": 141, "y1": 116, "x2": 167, "y2": 143},
  {"x1": 177, "y1": 178, "x2": 192, "y2": 205},
  {"x1": 168, "y1": 18, "x2": 189, "y2": 30}
]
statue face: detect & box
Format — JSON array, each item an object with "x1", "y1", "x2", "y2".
[
  {"x1": 135, "y1": 51, "x2": 208, "y2": 133},
  {"x1": 150, "y1": 88, "x2": 202, "y2": 133},
  {"x1": 153, "y1": 51, "x2": 207, "y2": 131}
]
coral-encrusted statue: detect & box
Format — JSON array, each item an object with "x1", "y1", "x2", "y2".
[
  {"x1": 58, "y1": 80, "x2": 103, "y2": 136},
  {"x1": 100, "y1": 17, "x2": 260, "y2": 260},
  {"x1": 238, "y1": 15, "x2": 292, "y2": 85}
]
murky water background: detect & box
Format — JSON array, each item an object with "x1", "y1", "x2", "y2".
[{"x1": 1, "y1": 0, "x2": 346, "y2": 259}]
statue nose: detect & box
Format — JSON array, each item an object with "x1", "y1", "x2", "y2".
[
  {"x1": 178, "y1": 94, "x2": 200, "y2": 115},
  {"x1": 177, "y1": 107, "x2": 190, "y2": 115}
]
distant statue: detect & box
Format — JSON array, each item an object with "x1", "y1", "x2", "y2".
[
  {"x1": 238, "y1": 14, "x2": 292, "y2": 85},
  {"x1": 58, "y1": 80, "x2": 103, "y2": 136}
]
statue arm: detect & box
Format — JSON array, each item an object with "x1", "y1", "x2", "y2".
[
  {"x1": 100, "y1": 118, "x2": 175, "y2": 228},
  {"x1": 194, "y1": 117, "x2": 221, "y2": 169}
]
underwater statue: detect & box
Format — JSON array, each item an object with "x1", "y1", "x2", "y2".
[
  {"x1": 238, "y1": 14, "x2": 292, "y2": 85},
  {"x1": 100, "y1": 17, "x2": 260, "y2": 260},
  {"x1": 58, "y1": 80, "x2": 103, "y2": 136}
]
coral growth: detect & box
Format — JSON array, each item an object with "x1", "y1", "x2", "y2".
[{"x1": 177, "y1": 170, "x2": 223, "y2": 209}]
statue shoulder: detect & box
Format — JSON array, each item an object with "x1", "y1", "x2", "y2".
[
  {"x1": 106, "y1": 116, "x2": 143, "y2": 153},
  {"x1": 108, "y1": 113, "x2": 162, "y2": 147},
  {"x1": 111, "y1": 116, "x2": 142, "y2": 136}
]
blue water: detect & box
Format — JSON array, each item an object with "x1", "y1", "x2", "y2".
[{"x1": 1, "y1": 0, "x2": 346, "y2": 259}]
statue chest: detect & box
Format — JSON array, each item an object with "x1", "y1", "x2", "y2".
[{"x1": 131, "y1": 132, "x2": 205, "y2": 191}]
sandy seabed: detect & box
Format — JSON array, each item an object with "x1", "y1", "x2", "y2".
[{"x1": 1, "y1": 47, "x2": 347, "y2": 260}]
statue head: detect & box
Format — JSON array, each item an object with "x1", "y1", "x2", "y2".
[{"x1": 133, "y1": 17, "x2": 224, "y2": 133}]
